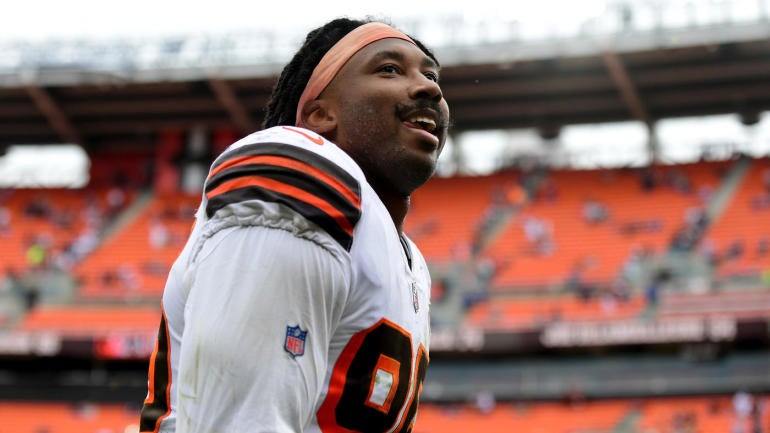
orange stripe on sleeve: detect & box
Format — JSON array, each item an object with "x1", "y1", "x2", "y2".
[
  {"x1": 206, "y1": 176, "x2": 356, "y2": 236},
  {"x1": 208, "y1": 154, "x2": 361, "y2": 208}
]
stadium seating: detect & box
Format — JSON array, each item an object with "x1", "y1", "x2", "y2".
[
  {"x1": 73, "y1": 192, "x2": 199, "y2": 300},
  {"x1": 406, "y1": 171, "x2": 526, "y2": 262},
  {"x1": 700, "y1": 157, "x2": 770, "y2": 278},
  {"x1": 17, "y1": 305, "x2": 160, "y2": 336},
  {"x1": 3, "y1": 10, "x2": 770, "y2": 430},
  {"x1": 0, "y1": 187, "x2": 134, "y2": 279},
  {"x1": 0, "y1": 401, "x2": 140, "y2": 433},
  {"x1": 462, "y1": 294, "x2": 647, "y2": 331},
  {"x1": 3, "y1": 395, "x2": 766, "y2": 433},
  {"x1": 415, "y1": 399, "x2": 631, "y2": 433},
  {"x1": 635, "y1": 396, "x2": 744, "y2": 433},
  {"x1": 484, "y1": 161, "x2": 731, "y2": 290}
]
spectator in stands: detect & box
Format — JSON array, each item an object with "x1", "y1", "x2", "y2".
[
  {"x1": 535, "y1": 177, "x2": 559, "y2": 202},
  {"x1": 473, "y1": 390, "x2": 496, "y2": 414},
  {"x1": 51, "y1": 208, "x2": 75, "y2": 231},
  {"x1": 639, "y1": 167, "x2": 658, "y2": 191},
  {"x1": 147, "y1": 217, "x2": 169, "y2": 249},
  {"x1": 581, "y1": 195, "x2": 609, "y2": 224},
  {"x1": 522, "y1": 215, "x2": 555, "y2": 256},
  {"x1": 734, "y1": 390, "x2": 754, "y2": 419},
  {"x1": 23, "y1": 284, "x2": 40, "y2": 311},
  {"x1": 25, "y1": 238, "x2": 48, "y2": 270},
  {"x1": 23, "y1": 195, "x2": 51, "y2": 219},
  {"x1": 645, "y1": 269, "x2": 670, "y2": 307},
  {"x1": 671, "y1": 206, "x2": 709, "y2": 252},
  {"x1": 1, "y1": 267, "x2": 25, "y2": 299},
  {"x1": 0, "y1": 204, "x2": 10, "y2": 237},
  {"x1": 81, "y1": 194, "x2": 106, "y2": 231},
  {"x1": 105, "y1": 185, "x2": 127, "y2": 220},
  {"x1": 140, "y1": 18, "x2": 450, "y2": 433},
  {"x1": 68, "y1": 227, "x2": 100, "y2": 263},
  {"x1": 668, "y1": 168, "x2": 693, "y2": 195},
  {"x1": 9, "y1": 269, "x2": 41, "y2": 311},
  {"x1": 619, "y1": 217, "x2": 663, "y2": 236},
  {"x1": 724, "y1": 238, "x2": 747, "y2": 261}
]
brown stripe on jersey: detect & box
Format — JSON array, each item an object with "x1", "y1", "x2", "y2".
[
  {"x1": 140, "y1": 309, "x2": 172, "y2": 432},
  {"x1": 205, "y1": 143, "x2": 362, "y2": 251},
  {"x1": 208, "y1": 154, "x2": 361, "y2": 208},
  {"x1": 207, "y1": 178, "x2": 357, "y2": 250},
  {"x1": 210, "y1": 142, "x2": 359, "y2": 195}
]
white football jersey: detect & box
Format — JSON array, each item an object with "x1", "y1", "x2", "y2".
[{"x1": 140, "y1": 126, "x2": 432, "y2": 433}]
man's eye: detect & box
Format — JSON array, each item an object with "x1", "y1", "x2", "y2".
[
  {"x1": 378, "y1": 64, "x2": 400, "y2": 74},
  {"x1": 424, "y1": 71, "x2": 439, "y2": 82}
]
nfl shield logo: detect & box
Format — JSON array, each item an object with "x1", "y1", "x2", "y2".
[{"x1": 284, "y1": 325, "x2": 307, "y2": 358}]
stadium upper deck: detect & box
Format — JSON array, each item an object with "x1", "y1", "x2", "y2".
[{"x1": 0, "y1": 1, "x2": 769, "y2": 155}]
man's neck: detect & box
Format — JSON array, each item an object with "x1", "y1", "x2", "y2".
[{"x1": 376, "y1": 190, "x2": 410, "y2": 234}]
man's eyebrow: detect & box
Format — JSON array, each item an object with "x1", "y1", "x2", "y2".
[{"x1": 370, "y1": 49, "x2": 440, "y2": 70}]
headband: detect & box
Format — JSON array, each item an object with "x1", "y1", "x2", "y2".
[{"x1": 295, "y1": 22, "x2": 416, "y2": 127}]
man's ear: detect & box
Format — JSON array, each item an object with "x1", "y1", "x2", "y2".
[{"x1": 301, "y1": 99, "x2": 337, "y2": 135}]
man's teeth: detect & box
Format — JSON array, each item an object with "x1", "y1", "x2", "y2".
[{"x1": 409, "y1": 116, "x2": 437, "y2": 132}]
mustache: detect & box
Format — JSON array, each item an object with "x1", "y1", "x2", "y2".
[{"x1": 395, "y1": 100, "x2": 452, "y2": 131}]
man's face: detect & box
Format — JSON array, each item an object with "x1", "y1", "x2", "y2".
[{"x1": 319, "y1": 38, "x2": 451, "y2": 197}]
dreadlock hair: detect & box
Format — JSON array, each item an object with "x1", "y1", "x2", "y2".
[{"x1": 262, "y1": 17, "x2": 440, "y2": 129}]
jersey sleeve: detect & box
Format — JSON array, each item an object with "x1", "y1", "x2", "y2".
[
  {"x1": 175, "y1": 223, "x2": 351, "y2": 433},
  {"x1": 203, "y1": 140, "x2": 362, "y2": 251}
]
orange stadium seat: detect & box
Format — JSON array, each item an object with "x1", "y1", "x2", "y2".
[
  {"x1": 0, "y1": 396, "x2": 762, "y2": 433},
  {"x1": 74, "y1": 191, "x2": 199, "y2": 300},
  {"x1": 16, "y1": 305, "x2": 160, "y2": 336},
  {"x1": 462, "y1": 294, "x2": 647, "y2": 331},
  {"x1": 0, "y1": 401, "x2": 140, "y2": 433},
  {"x1": 636, "y1": 396, "x2": 738, "y2": 433},
  {"x1": 406, "y1": 171, "x2": 525, "y2": 263},
  {"x1": 701, "y1": 157, "x2": 770, "y2": 278},
  {"x1": 415, "y1": 399, "x2": 631, "y2": 433},
  {"x1": 0, "y1": 187, "x2": 134, "y2": 279},
  {"x1": 485, "y1": 161, "x2": 731, "y2": 290}
]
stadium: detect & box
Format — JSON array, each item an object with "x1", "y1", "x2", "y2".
[{"x1": 1, "y1": 1, "x2": 769, "y2": 431}]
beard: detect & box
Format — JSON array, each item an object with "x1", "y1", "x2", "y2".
[{"x1": 342, "y1": 102, "x2": 439, "y2": 198}]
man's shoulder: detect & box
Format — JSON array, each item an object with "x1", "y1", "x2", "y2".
[
  {"x1": 204, "y1": 126, "x2": 365, "y2": 251},
  {"x1": 220, "y1": 126, "x2": 362, "y2": 178}
]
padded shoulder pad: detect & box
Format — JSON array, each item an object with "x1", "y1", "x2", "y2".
[{"x1": 205, "y1": 139, "x2": 362, "y2": 251}]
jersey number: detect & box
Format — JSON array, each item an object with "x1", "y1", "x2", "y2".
[{"x1": 318, "y1": 319, "x2": 428, "y2": 433}]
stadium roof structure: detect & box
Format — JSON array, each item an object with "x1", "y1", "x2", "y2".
[{"x1": 0, "y1": 18, "x2": 769, "y2": 154}]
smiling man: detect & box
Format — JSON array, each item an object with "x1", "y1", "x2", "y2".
[{"x1": 140, "y1": 18, "x2": 450, "y2": 433}]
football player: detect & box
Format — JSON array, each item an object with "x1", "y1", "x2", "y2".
[{"x1": 140, "y1": 17, "x2": 450, "y2": 433}]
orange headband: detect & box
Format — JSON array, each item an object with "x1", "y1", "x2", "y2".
[{"x1": 295, "y1": 22, "x2": 415, "y2": 127}]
